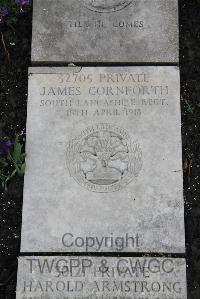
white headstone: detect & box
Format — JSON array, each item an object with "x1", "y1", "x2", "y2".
[
  {"x1": 31, "y1": 0, "x2": 179, "y2": 63},
  {"x1": 16, "y1": 256, "x2": 187, "y2": 299},
  {"x1": 20, "y1": 66, "x2": 184, "y2": 253}
]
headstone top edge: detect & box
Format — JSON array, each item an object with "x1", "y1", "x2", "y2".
[{"x1": 28, "y1": 66, "x2": 180, "y2": 74}]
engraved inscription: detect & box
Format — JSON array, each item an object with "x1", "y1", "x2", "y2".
[
  {"x1": 39, "y1": 71, "x2": 169, "y2": 118},
  {"x1": 83, "y1": 0, "x2": 133, "y2": 13},
  {"x1": 17, "y1": 257, "x2": 187, "y2": 299},
  {"x1": 67, "y1": 19, "x2": 144, "y2": 29},
  {"x1": 66, "y1": 123, "x2": 142, "y2": 192}
]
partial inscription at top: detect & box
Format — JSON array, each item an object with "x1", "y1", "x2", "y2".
[
  {"x1": 32, "y1": 0, "x2": 179, "y2": 63},
  {"x1": 83, "y1": 0, "x2": 133, "y2": 13}
]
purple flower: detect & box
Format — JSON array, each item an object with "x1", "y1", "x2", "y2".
[
  {"x1": 0, "y1": 7, "x2": 9, "y2": 16},
  {"x1": 0, "y1": 138, "x2": 12, "y2": 155},
  {"x1": 15, "y1": 0, "x2": 30, "y2": 5},
  {"x1": 22, "y1": 0, "x2": 30, "y2": 4}
]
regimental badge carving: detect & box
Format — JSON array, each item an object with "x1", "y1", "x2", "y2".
[
  {"x1": 66, "y1": 124, "x2": 142, "y2": 193},
  {"x1": 83, "y1": 0, "x2": 133, "y2": 13}
]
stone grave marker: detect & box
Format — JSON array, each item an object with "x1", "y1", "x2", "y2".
[
  {"x1": 31, "y1": 0, "x2": 179, "y2": 63},
  {"x1": 16, "y1": 256, "x2": 187, "y2": 299},
  {"x1": 16, "y1": 0, "x2": 187, "y2": 296},
  {"x1": 20, "y1": 66, "x2": 185, "y2": 253}
]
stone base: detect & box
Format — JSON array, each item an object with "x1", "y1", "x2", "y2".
[{"x1": 16, "y1": 256, "x2": 187, "y2": 299}]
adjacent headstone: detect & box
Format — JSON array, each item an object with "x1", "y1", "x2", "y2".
[
  {"x1": 16, "y1": 256, "x2": 187, "y2": 299},
  {"x1": 31, "y1": 0, "x2": 179, "y2": 63},
  {"x1": 20, "y1": 66, "x2": 184, "y2": 253}
]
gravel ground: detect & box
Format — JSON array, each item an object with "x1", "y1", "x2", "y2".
[{"x1": 0, "y1": 1, "x2": 200, "y2": 298}]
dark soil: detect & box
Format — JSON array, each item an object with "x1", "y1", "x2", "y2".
[
  {"x1": 0, "y1": 12, "x2": 31, "y2": 299},
  {"x1": 0, "y1": 1, "x2": 200, "y2": 298}
]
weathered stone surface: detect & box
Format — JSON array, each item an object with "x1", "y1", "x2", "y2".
[
  {"x1": 31, "y1": 0, "x2": 178, "y2": 63},
  {"x1": 16, "y1": 256, "x2": 187, "y2": 299},
  {"x1": 21, "y1": 66, "x2": 184, "y2": 253}
]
